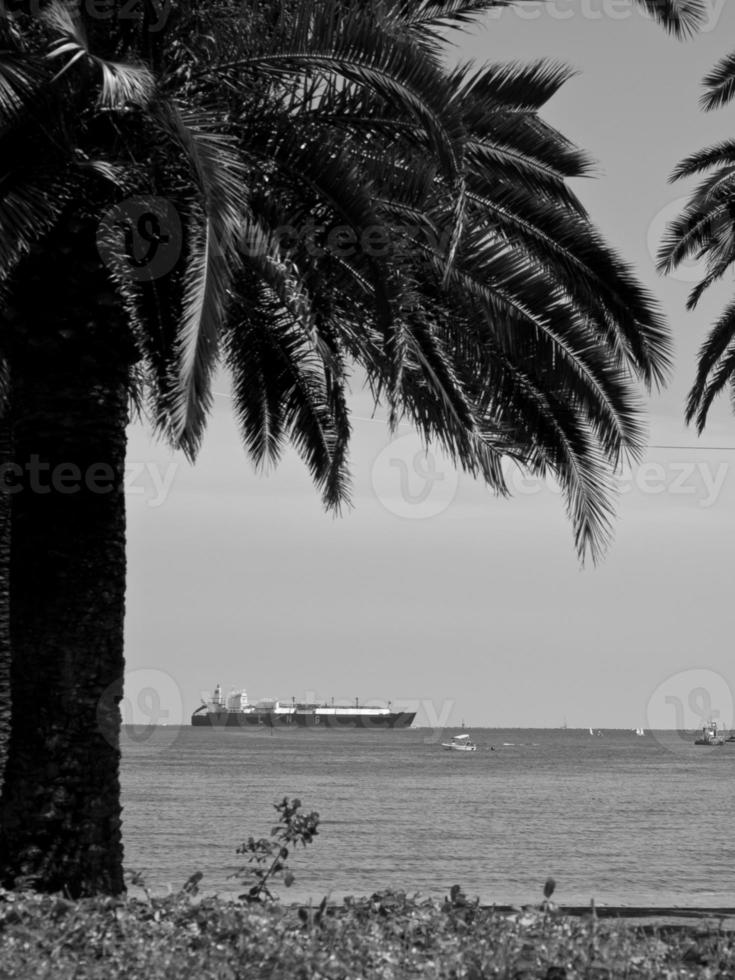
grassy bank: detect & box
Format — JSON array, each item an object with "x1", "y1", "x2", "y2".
[{"x1": 1, "y1": 887, "x2": 733, "y2": 979}]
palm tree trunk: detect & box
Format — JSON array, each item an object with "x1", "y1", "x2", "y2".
[
  {"x1": 0, "y1": 353, "x2": 128, "y2": 896},
  {"x1": 0, "y1": 412, "x2": 9, "y2": 794}
]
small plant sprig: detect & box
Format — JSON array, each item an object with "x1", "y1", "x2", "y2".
[
  {"x1": 540, "y1": 877, "x2": 557, "y2": 913},
  {"x1": 442, "y1": 884, "x2": 480, "y2": 925},
  {"x1": 235, "y1": 797, "x2": 319, "y2": 903}
]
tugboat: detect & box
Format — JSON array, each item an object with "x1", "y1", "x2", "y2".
[{"x1": 694, "y1": 720, "x2": 725, "y2": 746}]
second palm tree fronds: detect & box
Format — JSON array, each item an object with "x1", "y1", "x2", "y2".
[{"x1": 658, "y1": 48, "x2": 735, "y2": 430}]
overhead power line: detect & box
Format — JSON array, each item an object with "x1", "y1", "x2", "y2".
[{"x1": 649, "y1": 445, "x2": 735, "y2": 451}]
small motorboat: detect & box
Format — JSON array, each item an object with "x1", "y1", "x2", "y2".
[
  {"x1": 695, "y1": 721, "x2": 725, "y2": 746},
  {"x1": 442, "y1": 733, "x2": 477, "y2": 752}
]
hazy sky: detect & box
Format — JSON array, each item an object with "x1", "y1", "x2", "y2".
[{"x1": 123, "y1": 2, "x2": 735, "y2": 732}]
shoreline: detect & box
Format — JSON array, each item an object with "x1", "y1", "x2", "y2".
[
  {"x1": 126, "y1": 887, "x2": 735, "y2": 920},
  {"x1": 127, "y1": 886, "x2": 735, "y2": 923}
]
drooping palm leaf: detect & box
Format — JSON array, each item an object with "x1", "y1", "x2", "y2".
[
  {"x1": 224, "y1": 276, "x2": 353, "y2": 510},
  {"x1": 451, "y1": 58, "x2": 577, "y2": 112},
  {"x1": 670, "y1": 139, "x2": 735, "y2": 180},
  {"x1": 701, "y1": 51, "x2": 735, "y2": 111},
  {"x1": 661, "y1": 42, "x2": 735, "y2": 432},
  {"x1": 632, "y1": 0, "x2": 708, "y2": 39},
  {"x1": 42, "y1": 0, "x2": 155, "y2": 107},
  {"x1": 686, "y1": 298, "x2": 735, "y2": 430},
  {"x1": 213, "y1": 2, "x2": 468, "y2": 188}
]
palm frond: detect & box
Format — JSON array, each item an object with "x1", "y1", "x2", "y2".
[
  {"x1": 473, "y1": 327, "x2": 619, "y2": 564},
  {"x1": 389, "y1": 0, "x2": 512, "y2": 31},
  {"x1": 42, "y1": 0, "x2": 155, "y2": 107},
  {"x1": 0, "y1": 49, "x2": 46, "y2": 132},
  {"x1": 686, "y1": 252, "x2": 735, "y2": 310},
  {"x1": 633, "y1": 0, "x2": 707, "y2": 39},
  {"x1": 701, "y1": 51, "x2": 735, "y2": 111},
  {"x1": 451, "y1": 58, "x2": 577, "y2": 111},
  {"x1": 398, "y1": 224, "x2": 648, "y2": 465},
  {"x1": 154, "y1": 105, "x2": 250, "y2": 455},
  {"x1": 214, "y1": 2, "x2": 467, "y2": 186},
  {"x1": 460, "y1": 183, "x2": 672, "y2": 389},
  {"x1": 452, "y1": 62, "x2": 592, "y2": 214},
  {"x1": 656, "y1": 195, "x2": 730, "y2": 276},
  {"x1": 670, "y1": 139, "x2": 735, "y2": 181},
  {"x1": 665, "y1": 76, "x2": 735, "y2": 437},
  {"x1": 466, "y1": 138, "x2": 588, "y2": 216},
  {"x1": 224, "y1": 278, "x2": 352, "y2": 510},
  {"x1": 686, "y1": 297, "x2": 735, "y2": 430},
  {"x1": 688, "y1": 340, "x2": 735, "y2": 434},
  {"x1": 0, "y1": 166, "x2": 81, "y2": 279}
]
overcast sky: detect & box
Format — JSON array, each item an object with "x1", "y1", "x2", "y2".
[{"x1": 122, "y1": 2, "x2": 735, "y2": 732}]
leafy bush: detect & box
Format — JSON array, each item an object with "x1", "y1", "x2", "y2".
[{"x1": 0, "y1": 886, "x2": 733, "y2": 979}]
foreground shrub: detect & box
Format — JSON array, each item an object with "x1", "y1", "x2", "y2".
[{"x1": 0, "y1": 887, "x2": 734, "y2": 979}]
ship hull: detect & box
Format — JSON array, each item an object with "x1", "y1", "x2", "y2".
[{"x1": 191, "y1": 708, "x2": 416, "y2": 730}]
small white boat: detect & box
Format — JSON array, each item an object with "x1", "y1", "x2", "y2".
[
  {"x1": 442, "y1": 733, "x2": 477, "y2": 752},
  {"x1": 634, "y1": 727, "x2": 645, "y2": 736}
]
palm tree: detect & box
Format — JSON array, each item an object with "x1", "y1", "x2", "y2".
[
  {"x1": 0, "y1": 417, "x2": 8, "y2": 794},
  {"x1": 0, "y1": 0, "x2": 475, "y2": 896},
  {"x1": 657, "y1": 50, "x2": 735, "y2": 428},
  {"x1": 0, "y1": 0, "x2": 685, "y2": 895}
]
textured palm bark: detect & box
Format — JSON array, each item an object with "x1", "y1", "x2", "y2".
[
  {"x1": 0, "y1": 414, "x2": 9, "y2": 793},
  {"x1": 0, "y1": 359, "x2": 128, "y2": 896},
  {"x1": 0, "y1": 207, "x2": 133, "y2": 896}
]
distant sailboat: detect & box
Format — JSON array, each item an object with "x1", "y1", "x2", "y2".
[{"x1": 634, "y1": 727, "x2": 645, "y2": 736}]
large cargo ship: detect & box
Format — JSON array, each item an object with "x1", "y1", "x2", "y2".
[{"x1": 191, "y1": 684, "x2": 416, "y2": 730}]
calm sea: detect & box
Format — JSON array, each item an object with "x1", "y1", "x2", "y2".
[{"x1": 120, "y1": 727, "x2": 735, "y2": 908}]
